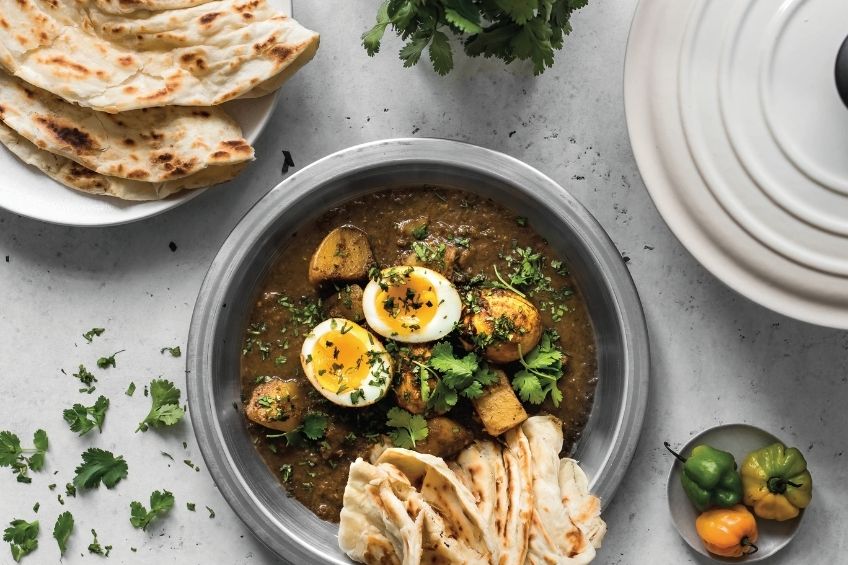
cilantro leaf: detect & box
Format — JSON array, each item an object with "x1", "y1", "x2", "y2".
[
  {"x1": 386, "y1": 407, "x2": 429, "y2": 449},
  {"x1": 82, "y1": 328, "x2": 105, "y2": 343},
  {"x1": 399, "y1": 31, "x2": 432, "y2": 68},
  {"x1": 73, "y1": 448, "x2": 128, "y2": 489},
  {"x1": 52, "y1": 512, "x2": 73, "y2": 556},
  {"x1": 3, "y1": 519, "x2": 38, "y2": 562},
  {"x1": 362, "y1": 0, "x2": 390, "y2": 56},
  {"x1": 495, "y1": 0, "x2": 538, "y2": 25},
  {"x1": 130, "y1": 490, "x2": 175, "y2": 531},
  {"x1": 0, "y1": 431, "x2": 22, "y2": 467},
  {"x1": 426, "y1": 342, "x2": 499, "y2": 410},
  {"x1": 63, "y1": 396, "x2": 109, "y2": 436},
  {"x1": 444, "y1": 0, "x2": 483, "y2": 34},
  {"x1": 136, "y1": 379, "x2": 185, "y2": 432},
  {"x1": 429, "y1": 342, "x2": 477, "y2": 382},
  {"x1": 27, "y1": 430, "x2": 47, "y2": 472},
  {"x1": 429, "y1": 30, "x2": 454, "y2": 75},
  {"x1": 512, "y1": 332, "x2": 565, "y2": 406},
  {"x1": 301, "y1": 412, "x2": 329, "y2": 441},
  {"x1": 160, "y1": 346, "x2": 181, "y2": 357},
  {"x1": 96, "y1": 350, "x2": 123, "y2": 369},
  {"x1": 125, "y1": 382, "x2": 136, "y2": 396}
]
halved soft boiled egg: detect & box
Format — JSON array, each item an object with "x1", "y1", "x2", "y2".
[
  {"x1": 300, "y1": 318, "x2": 392, "y2": 407},
  {"x1": 362, "y1": 266, "x2": 462, "y2": 343}
]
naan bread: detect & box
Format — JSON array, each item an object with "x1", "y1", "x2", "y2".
[
  {"x1": 0, "y1": 70, "x2": 252, "y2": 183},
  {"x1": 339, "y1": 417, "x2": 606, "y2": 565},
  {"x1": 92, "y1": 0, "x2": 216, "y2": 14},
  {"x1": 0, "y1": 0, "x2": 319, "y2": 113},
  {"x1": 521, "y1": 416, "x2": 598, "y2": 564},
  {"x1": 0, "y1": 123, "x2": 245, "y2": 200}
]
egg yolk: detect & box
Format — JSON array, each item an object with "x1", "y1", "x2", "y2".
[
  {"x1": 310, "y1": 327, "x2": 372, "y2": 393},
  {"x1": 374, "y1": 271, "x2": 439, "y2": 336}
]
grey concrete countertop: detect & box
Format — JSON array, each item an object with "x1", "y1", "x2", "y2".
[{"x1": 1, "y1": 1, "x2": 845, "y2": 563}]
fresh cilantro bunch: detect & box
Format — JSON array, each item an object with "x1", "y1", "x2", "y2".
[
  {"x1": 512, "y1": 331, "x2": 565, "y2": 406},
  {"x1": 386, "y1": 407, "x2": 428, "y2": 448},
  {"x1": 130, "y1": 490, "x2": 175, "y2": 531},
  {"x1": 362, "y1": 0, "x2": 589, "y2": 75},
  {"x1": 425, "y1": 342, "x2": 499, "y2": 412},
  {"x1": 136, "y1": 379, "x2": 185, "y2": 432},
  {"x1": 0, "y1": 430, "x2": 48, "y2": 484}
]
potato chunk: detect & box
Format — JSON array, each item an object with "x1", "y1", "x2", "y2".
[
  {"x1": 471, "y1": 369, "x2": 528, "y2": 436},
  {"x1": 393, "y1": 344, "x2": 435, "y2": 415},
  {"x1": 401, "y1": 242, "x2": 461, "y2": 278},
  {"x1": 414, "y1": 416, "x2": 472, "y2": 459},
  {"x1": 245, "y1": 379, "x2": 304, "y2": 432},
  {"x1": 308, "y1": 225, "x2": 375, "y2": 286},
  {"x1": 324, "y1": 284, "x2": 365, "y2": 322},
  {"x1": 462, "y1": 288, "x2": 542, "y2": 363}
]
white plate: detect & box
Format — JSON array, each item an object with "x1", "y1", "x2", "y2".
[
  {"x1": 625, "y1": 0, "x2": 848, "y2": 329},
  {"x1": 666, "y1": 424, "x2": 804, "y2": 562},
  {"x1": 0, "y1": 0, "x2": 291, "y2": 227}
]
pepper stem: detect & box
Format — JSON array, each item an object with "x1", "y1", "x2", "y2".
[
  {"x1": 767, "y1": 477, "x2": 803, "y2": 494},
  {"x1": 663, "y1": 442, "x2": 687, "y2": 464},
  {"x1": 741, "y1": 537, "x2": 759, "y2": 555}
]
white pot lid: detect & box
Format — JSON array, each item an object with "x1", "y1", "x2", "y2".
[{"x1": 626, "y1": 0, "x2": 848, "y2": 329}]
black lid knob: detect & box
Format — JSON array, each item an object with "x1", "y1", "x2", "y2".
[{"x1": 838, "y1": 35, "x2": 848, "y2": 108}]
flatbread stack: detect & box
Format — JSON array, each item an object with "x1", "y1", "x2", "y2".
[
  {"x1": 0, "y1": 0, "x2": 319, "y2": 200},
  {"x1": 339, "y1": 415, "x2": 607, "y2": 565}
]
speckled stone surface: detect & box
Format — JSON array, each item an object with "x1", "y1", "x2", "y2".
[{"x1": 0, "y1": 1, "x2": 845, "y2": 564}]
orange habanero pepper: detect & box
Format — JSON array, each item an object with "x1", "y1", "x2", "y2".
[{"x1": 695, "y1": 505, "x2": 758, "y2": 558}]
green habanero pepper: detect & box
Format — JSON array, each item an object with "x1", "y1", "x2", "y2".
[{"x1": 665, "y1": 441, "x2": 743, "y2": 512}]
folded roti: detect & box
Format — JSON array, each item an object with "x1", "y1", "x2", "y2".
[
  {"x1": 91, "y1": 0, "x2": 216, "y2": 13},
  {"x1": 0, "y1": 123, "x2": 246, "y2": 200},
  {"x1": 0, "y1": 0, "x2": 319, "y2": 113},
  {"x1": 0, "y1": 70, "x2": 252, "y2": 183}
]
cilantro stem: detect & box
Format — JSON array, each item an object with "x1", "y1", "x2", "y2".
[{"x1": 492, "y1": 265, "x2": 526, "y2": 298}]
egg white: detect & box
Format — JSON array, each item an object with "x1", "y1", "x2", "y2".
[
  {"x1": 300, "y1": 318, "x2": 392, "y2": 407},
  {"x1": 362, "y1": 266, "x2": 462, "y2": 343}
]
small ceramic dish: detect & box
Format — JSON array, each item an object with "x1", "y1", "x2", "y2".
[{"x1": 666, "y1": 424, "x2": 805, "y2": 562}]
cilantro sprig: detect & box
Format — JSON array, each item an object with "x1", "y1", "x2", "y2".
[
  {"x1": 386, "y1": 407, "x2": 428, "y2": 449},
  {"x1": 82, "y1": 328, "x2": 105, "y2": 343},
  {"x1": 3, "y1": 518, "x2": 39, "y2": 562},
  {"x1": 0, "y1": 430, "x2": 48, "y2": 484},
  {"x1": 73, "y1": 448, "x2": 128, "y2": 490},
  {"x1": 363, "y1": 0, "x2": 588, "y2": 75},
  {"x1": 512, "y1": 331, "x2": 565, "y2": 406},
  {"x1": 63, "y1": 396, "x2": 109, "y2": 436},
  {"x1": 136, "y1": 379, "x2": 185, "y2": 432},
  {"x1": 130, "y1": 490, "x2": 175, "y2": 531},
  {"x1": 424, "y1": 342, "x2": 499, "y2": 413},
  {"x1": 160, "y1": 346, "x2": 181, "y2": 357}
]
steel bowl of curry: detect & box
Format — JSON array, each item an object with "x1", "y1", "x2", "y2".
[{"x1": 186, "y1": 138, "x2": 650, "y2": 564}]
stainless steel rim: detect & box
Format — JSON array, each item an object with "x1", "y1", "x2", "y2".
[{"x1": 186, "y1": 138, "x2": 650, "y2": 563}]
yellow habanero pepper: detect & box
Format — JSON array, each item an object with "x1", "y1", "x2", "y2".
[{"x1": 695, "y1": 505, "x2": 759, "y2": 558}]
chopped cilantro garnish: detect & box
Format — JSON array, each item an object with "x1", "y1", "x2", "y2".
[
  {"x1": 205, "y1": 506, "x2": 215, "y2": 519},
  {"x1": 424, "y1": 342, "x2": 499, "y2": 412},
  {"x1": 96, "y1": 350, "x2": 124, "y2": 369},
  {"x1": 82, "y1": 328, "x2": 105, "y2": 343},
  {"x1": 386, "y1": 408, "x2": 428, "y2": 449},
  {"x1": 280, "y1": 464, "x2": 293, "y2": 483},
  {"x1": 160, "y1": 346, "x2": 181, "y2": 357},
  {"x1": 125, "y1": 382, "x2": 136, "y2": 396},
  {"x1": 72, "y1": 365, "x2": 97, "y2": 394},
  {"x1": 63, "y1": 396, "x2": 109, "y2": 436},
  {"x1": 186, "y1": 502, "x2": 196, "y2": 512},
  {"x1": 130, "y1": 490, "x2": 175, "y2": 531},
  {"x1": 411, "y1": 224, "x2": 428, "y2": 240},
  {"x1": 87, "y1": 529, "x2": 110, "y2": 556}
]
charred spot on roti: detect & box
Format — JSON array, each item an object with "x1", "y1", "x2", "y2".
[
  {"x1": 44, "y1": 55, "x2": 91, "y2": 76},
  {"x1": 270, "y1": 44, "x2": 294, "y2": 62},
  {"x1": 127, "y1": 169, "x2": 149, "y2": 179},
  {"x1": 199, "y1": 12, "x2": 221, "y2": 25},
  {"x1": 192, "y1": 110, "x2": 211, "y2": 118},
  {"x1": 211, "y1": 150, "x2": 230, "y2": 159},
  {"x1": 34, "y1": 116, "x2": 98, "y2": 152}
]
